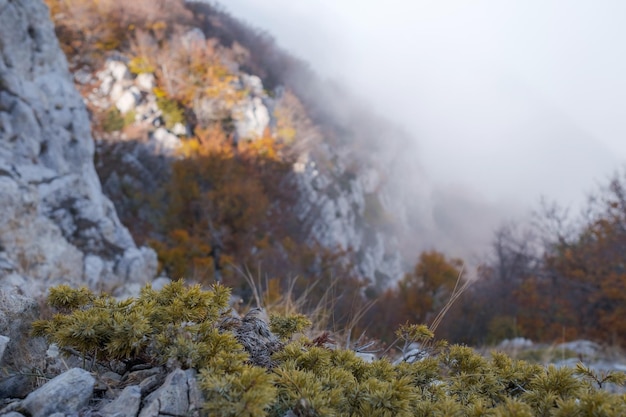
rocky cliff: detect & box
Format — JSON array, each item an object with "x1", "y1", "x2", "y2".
[
  {"x1": 0, "y1": 0, "x2": 157, "y2": 300},
  {"x1": 87, "y1": 53, "x2": 407, "y2": 287}
]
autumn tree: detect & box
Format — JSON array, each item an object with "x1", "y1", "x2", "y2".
[
  {"x1": 444, "y1": 169, "x2": 626, "y2": 347},
  {"x1": 366, "y1": 250, "x2": 464, "y2": 342},
  {"x1": 539, "y1": 173, "x2": 626, "y2": 344}
]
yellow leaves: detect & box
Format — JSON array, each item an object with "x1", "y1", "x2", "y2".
[
  {"x1": 128, "y1": 56, "x2": 156, "y2": 75},
  {"x1": 177, "y1": 138, "x2": 203, "y2": 158},
  {"x1": 203, "y1": 64, "x2": 242, "y2": 104},
  {"x1": 149, "y1": 20, "x2": 167, "y2": 33},
  {"x1": 185, "y1": 125, "x2": 232, "y2": 158},
  {"x1": 152, "y1": 86, "x2": 168, "y2": 99},
  {"x1": 395, "y1": 324, "x2": 434, "y2": 344},
  {"x1": 240, "y1": 136, "x2": 284, "y2": 162},
  {"x1": 413, "y1": 250, "x2": 463, "y2": 293},
  {"x1": 136, "y1": 29, "x2": 240, "y2": 108},
  {"x1": 273, "y1": 89, "x2": 314, "y2": 146}
]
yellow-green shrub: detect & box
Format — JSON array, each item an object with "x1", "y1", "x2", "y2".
[{"x1": 32, "y1": 282, "x2": 626, "y2": 417}]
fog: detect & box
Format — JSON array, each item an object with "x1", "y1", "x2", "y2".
[{"x1": 217, "y1": 0, "x2": 626, "y2": 257}]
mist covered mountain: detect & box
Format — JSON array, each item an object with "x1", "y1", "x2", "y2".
[{"x1": 2, "y1": 0, "x2": 626, "y2": 357}]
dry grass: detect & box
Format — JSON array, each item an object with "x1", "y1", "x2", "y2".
[
  {"x1": 233, "y1": 265, "x2": 376, "y2": 347},
  {"x1": 430, "y1": 263, "x2": 471, "y2": 334}
]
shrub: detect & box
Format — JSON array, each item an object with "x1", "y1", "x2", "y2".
[
  {"x1": 128, "y1": 56, "x2": 156, "y2": 75},
  {"x1": 32, "y1": 281, "x2": 242, "y2": 370},
  {"x1": 156, "y1": 95, "x2": 185, "y2": 130},
  {"x1": 270, "y1": 313, "x2": 311, "y2": 341},
  {"x1": 31, "y1": 281, "x2": 626, "y2": 417},
  {"x1": 100, "y1": 107, "x2": 136, "y2": 132},
  {"x1": 101, "y1": 107, "x2": 126, "y2": 132}
]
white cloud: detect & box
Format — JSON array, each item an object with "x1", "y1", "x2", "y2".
[{"x1": 219, "y1": 0, "x2": 626, "y2": 254}]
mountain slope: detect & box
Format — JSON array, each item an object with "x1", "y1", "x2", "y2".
[{"x1": 43, "y1": 0, "x2": 418, "y2": 295}]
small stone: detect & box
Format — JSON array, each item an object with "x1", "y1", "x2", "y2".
[
  {"x1": 185, "y1": 369, "x2": 204, "y2": 416},
  {"x1": 138, "y1": 374, "x2": 164, "y2": 396},
  {"x1": 124, "y1": 366, "x2": 163, "y2": 384},
  {"x1": 171, "y1": 122, "x2": 188, "y2": 136},
  {"x1": 101, "y1": 371, "x2": 123, "y2": 385},
  {"x1": 233, "y1": 96, "x2": 270, "y2": 140},
  {"x1": 149, "y1": 128, "x2": 181, "y2": 155},
  {"x1": 355, "y1": 352, "x2": 376, "y2": 363},
  {"x1": 99, "y1": 75, "x2": 115, "y2": 96},
  {"x1": 74, "y1": 69, "x2": 93, "y2": 85},
  {"x1": 151, "y1": 276, "x2": 171, "y2": 291}
]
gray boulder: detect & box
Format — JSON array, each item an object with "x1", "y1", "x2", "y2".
[
  {"x1": 99, "y1": 385, "x2": 142, "y2": 417},
  {"x1": 21, "y1": 368, "x2": 94, "y2": 417},
  {"x1": 139, "y1": 368, "x2": 203, "y2": 417}
]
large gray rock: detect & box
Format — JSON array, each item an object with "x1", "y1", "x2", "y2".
[
  {"x1": 100, "y1": 385, "x2": 142, "y2": 417},
  {"x1": 292, "y1": 145, "x2": 405, "y2": 285},
  {"x1": 0, "y1": 0, "x2": 157, "y2": 298},
  {"x1": 21, "y1": 368, "x2": 94, "y2": 417},
  {"x1": 139, "y1": 369, "x2": 202, "y2": 417}
]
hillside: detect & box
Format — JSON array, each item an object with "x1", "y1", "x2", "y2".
[
  {"x1": 34, "y1": 0, "x2": 626, "y2": 348},
  {"x1": 1, "y1": 1, "x2": 626, "y2": 415},
  {"x1": 37, "y1": 0, "x2": 427, "y2": 331}
]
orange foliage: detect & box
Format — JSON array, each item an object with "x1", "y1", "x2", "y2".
[
  {"x1": 152, "y1": 121, "x2": 299, "y2": 289},
  {"x1": 129, "y1": 28, "x2": 243, "y2": 111},
  {"x1": 365, "y1": 250, "x2": 464, "y2": 343},
  {"x1": 44, "y1": 0, "x2": 191, "y2": 67},
  {"x1": 442, "y1": 172, "x2": 626, "y2": 347}
]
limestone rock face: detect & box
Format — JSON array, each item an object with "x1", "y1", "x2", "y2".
[
  {"x1": 292, "y1": 143, "x2": 405, "y2": 286},
  {"x1": 233, "y1": 75, "x2": 272, "y2": 140},
  {"x1": 0, "y1": 0, "x2": 157, "y2": 299}
]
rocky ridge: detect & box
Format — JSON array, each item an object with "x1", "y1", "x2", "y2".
[{"x1": 0, "y1": 0, "x2": 157, "y2": 368}]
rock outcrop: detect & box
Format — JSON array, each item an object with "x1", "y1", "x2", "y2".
[
  {"x1": 292, "y1": 142, "x2": 405, "y2": 286},
  {"x1": 0, "y1": 0, "x2": 157, "y2": 367},
  {"x1": 90, "y1": 55, "x2": 406, "y2": 286},
  {"x1": 0, "y1": 0, "x2": 157, "y2": 296}
]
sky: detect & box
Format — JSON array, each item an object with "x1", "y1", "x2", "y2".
[{"x1": 217, "y1": 0, "x2": 626, "y2": 255}]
